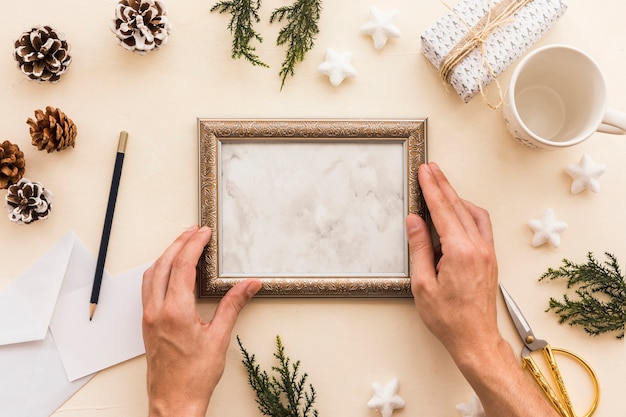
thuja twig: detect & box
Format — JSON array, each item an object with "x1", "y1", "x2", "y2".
[
  {"x1": 238, "y1": 335, "x2": 319, "y2": 417},
  {"x1": 270, "y1": 0, "x2": 322, "y2": 89},
  {"x1": 211, "y1": 0, "x2": 269, "y2": 67},
  {"x1": 539, "y1": 252, "x2": 626, "y2": 339}
]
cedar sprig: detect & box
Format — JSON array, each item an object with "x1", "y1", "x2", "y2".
[
  {"x1": 238, "y1": 335, "x2": 319, "y2": 417},
  {"x1": 211, "y1": 0, "x2": 269, "y2": 67},
  {"x1": 270, "y1": 0, "x2": 322, "y2": 89},
  {"x1": 539, "y1": 252, "x2": 626, "y2": 339}
]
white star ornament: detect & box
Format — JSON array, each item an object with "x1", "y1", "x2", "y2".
[
  {"x1": 367, "y1": 378, "x2": 405, "y2": 417},
  {"x1": 361, "y1": 6, "x2": 401, "y2": 49},
  {"x1": 456, "y1": 394, "x2": 486, "y2": 417},
  {"x1": 318, "y1": 48, "x2": 357, "y2": 86},
  {"x1": 528, "y1": 208, "x2": 568, "y2": 248},
  {"x1": 565, "y1": 153, "x2": 606, "y2": 194}
]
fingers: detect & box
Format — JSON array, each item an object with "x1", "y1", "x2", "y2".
[
  {"x1": 209, "y1": 279, "x2": 262, "y2": 348},
  {"x1": 462, "y1": 199, "x2": 494, "y2": 245},
  {"x1": 406, "y1": 214, "x2": 436, "y2": 291},
  {"x1": 166, "y1": 226, "x2": 213, "y2": 306},
  {"x1": 419, "y1": 163, "x2": 485, "y2": 243},
  {"x1": 418, "y1": 164, "x2": 464, "y2": 239},
  {"x1": 142, "y1": 225, "x2": 201, "y2": 308}
]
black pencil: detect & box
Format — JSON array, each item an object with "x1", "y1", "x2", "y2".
[{"x1": 89, "y1": 131, "x2": 128, "y2": 320}]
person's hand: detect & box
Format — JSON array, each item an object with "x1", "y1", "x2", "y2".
[
  {"x1": 406, "y1": 163, "x2": 559, "y2": 417},
  {"x1": 142, "y1": 225, "x2": 261, "y2": 417},
  {"x1": 406, "y1": 162, "x2": 500, "y2": 360}
]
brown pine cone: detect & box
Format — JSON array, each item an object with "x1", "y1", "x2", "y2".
[
  {"x1": 14, "y1": 25, "x2": 72, "y2": 83},
  {"x1": 27, "y1": 106, "x2": 77, "y2": 153},
  {"x1": 5, "y1": 178, "x2": 53, "y2": 224},
  {"x1": 111, "y1": 0, "x2": 172, "y2": 55},
  {"x1": 0, "y1": 141, "x2": 26, "y2": 189}
]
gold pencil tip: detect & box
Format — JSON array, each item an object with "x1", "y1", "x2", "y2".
[{"x1": 117, "y1": 131, "x2": 128, "y2": 153}]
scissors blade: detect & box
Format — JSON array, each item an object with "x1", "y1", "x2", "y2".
[{"x1": 499, "y1": 284, "x2": 546, "y2": 351}]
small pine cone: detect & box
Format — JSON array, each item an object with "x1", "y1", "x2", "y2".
[
  {"x1": 111, "y1": 0, "x2": 172, "y2": 55},
  {"x1": 0, "y1": 141, "x2": 26, "y2": 189},
  {"x1": 27, "y1": 106, "x2": 77, "y2": 153},
  {"x1": 5, "y1": 178, "x2": 53, "y2": 224},
  {"x1": 14, "y1": 25, "x2": 72, "y2": 83}
]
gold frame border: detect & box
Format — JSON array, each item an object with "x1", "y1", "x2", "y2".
[{"x1": 198, "y1": 119, "x2": 427, "y2": 297}]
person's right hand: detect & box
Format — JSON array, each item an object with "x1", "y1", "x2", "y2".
[
  {"x1": 406, "y1": 162, "x2": 559, "y2": 417},
  {"x1": 406, "y1": 162, "x2": 500, "y2": 359}
]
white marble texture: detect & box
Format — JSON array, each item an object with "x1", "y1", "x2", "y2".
[{"x1": 219, "y1": 141, "x2": 407, "y2": 276}]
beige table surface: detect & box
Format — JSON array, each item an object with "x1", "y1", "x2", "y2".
[{"x1": 1, "y1": 0, "x2": 624, "y2": 416}]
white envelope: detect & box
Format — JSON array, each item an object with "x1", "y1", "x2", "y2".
[
  {"x1": 0, "y1": 233, "x2": 74, "y2": 345},
  {"x1": 50, "y1": 259, "x2": 147, "y2": 381},
  {"x1": 0, "y1": 331, "x2": 94, "y2": 417},
  {"x1": 0, "y1": 232, "x2": 147, "y2": 416}
]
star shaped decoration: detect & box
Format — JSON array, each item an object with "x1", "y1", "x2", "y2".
[
  {"x1": 565, "y1": 153, "x2": 606, "y2": 194},
  {"x1": 366, "y1": 378, "x2": 405, "y2": 417},
  {"x1": 361, "y1": 6, "x2": 401, "y2": 49},
  {"x1": 456, "y1": 394, "x2": 486, "y2": 417},
  {"x1": 528, "y1": 208, "x2": 568, "y2": 248},
  {"x1": 318, "y1": 48, "x2": 357, "y2": 86}
]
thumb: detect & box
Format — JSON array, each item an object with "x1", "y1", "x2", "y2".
[
  {"x1": 210, "y1": 279, "x2": 262, "y2": 338},
  {"x1": 406, "y1": 214, "x2": 436, "y2": 283}
]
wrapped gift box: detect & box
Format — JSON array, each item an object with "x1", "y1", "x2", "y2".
[{"x1": 421, "y1": 0, "x2": 567, "y2": 103}]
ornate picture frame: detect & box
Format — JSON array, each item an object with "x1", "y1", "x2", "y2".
[{"x1": 198, "y1": 119, "x2": 427, "y2": 297}]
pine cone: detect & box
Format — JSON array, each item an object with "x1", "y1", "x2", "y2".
[
  {"x1": 111, "y1": 0, "x2": 173, "y2": 54},
  {"x1": 0, "y1": 141, "x2": 26, "y2": 189},
  {"x1": 27, "y1": 106, "x2": 77, "y2": 153},
  {"x1": 5, "y1": 178, "x2": 53, "y2": 224},
  {"x1": 14, "y1": 25, "x2": 72, "y2": 83}
]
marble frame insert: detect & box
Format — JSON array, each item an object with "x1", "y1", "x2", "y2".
[{"x1": 198, "y1": 119, "x2": 427, "y2": 297}]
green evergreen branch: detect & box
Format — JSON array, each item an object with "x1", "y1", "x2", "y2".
[
  {"x1": 539, "y1": 252, "x2": 626, "y2": 339},
  {"x1": 238, "y1": 335, "x2": 319, "y2": 417},
  {"x1": 211, "y1": 0, "x2": 269, "y2": 67},
  {"x1": 269, "y1": 0, "x2": 322, "y2": 89}
]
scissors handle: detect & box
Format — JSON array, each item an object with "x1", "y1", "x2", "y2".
[
  {"x1": 553, "y1": 347, "x2": 600, "y2": 417},
  {"x1": 522, "y1": 346, "x2": 600, "y2": 417},
  {"x1": 543, "y1": 346, "x2": 576, "y2": 417},
  {"x1": 522, "y1": 351, "x2": 572, "y2": 417}
]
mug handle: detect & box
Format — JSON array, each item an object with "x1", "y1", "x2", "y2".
[{"x1": 598, "y1": 108, "x2": 626, "y2": 134}]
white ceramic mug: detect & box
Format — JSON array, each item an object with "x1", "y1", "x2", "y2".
[{"x1": 503, "y1": 44, "x2": 626, "y2": 150}]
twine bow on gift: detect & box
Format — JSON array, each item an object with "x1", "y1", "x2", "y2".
[{"x1": 439, "y1": 0, "x2": 533, "y2": 109}]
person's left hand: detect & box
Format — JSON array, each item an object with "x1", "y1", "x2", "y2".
[{"x1": 142, "y1": 225, "x2": 261, "y2": 417}]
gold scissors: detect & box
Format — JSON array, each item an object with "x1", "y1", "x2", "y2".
[{"x1": 500, "y1": 284, "x2": 600, "y2": 417}]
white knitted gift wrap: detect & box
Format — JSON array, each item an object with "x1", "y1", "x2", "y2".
[{"x1": 421, "y1": 0, "x2": 567, "y2": 103}]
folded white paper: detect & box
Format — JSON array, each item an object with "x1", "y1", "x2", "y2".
[
  {"x1": 0, "y1": 331, "x2": 94, "y2": 417},
  {"x1": 0, "y1": 233, "x2": 74, "y2": 345},
  {"x1": 0, "y1": 232, "x2": 148, "y2": 416},
  {"x1": 50, "y1": 262, "x2": 146, "y2": 381}
]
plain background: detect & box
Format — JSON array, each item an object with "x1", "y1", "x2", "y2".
[{"x1": 0, "y1": 0, "x2": 623, "y2": 416}]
